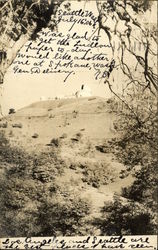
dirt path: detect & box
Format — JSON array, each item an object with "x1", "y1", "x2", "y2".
[{"x1": 80, "y1": 164, "x2": 135, "y2": 218}]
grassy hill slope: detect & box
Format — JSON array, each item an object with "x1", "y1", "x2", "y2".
[{"x1": 0, "y1": 96, "x2": 138, "y2": 236}]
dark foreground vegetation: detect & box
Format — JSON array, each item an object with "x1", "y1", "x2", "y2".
[{"x1": 0, "y1": 131, "x2": 91, "y2": 237}]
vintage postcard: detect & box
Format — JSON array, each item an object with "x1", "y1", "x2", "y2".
[{"x1": 0, "y1": 0, "x2": 157, "y2": 249}]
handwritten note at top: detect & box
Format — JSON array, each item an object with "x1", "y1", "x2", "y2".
[{"x1": 12, "y1": 7, "x2": 113, "y2": 83}]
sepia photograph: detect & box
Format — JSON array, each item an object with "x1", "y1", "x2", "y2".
[{"x1": 0, "y1": 0, "x2": 157, "y2": 249}]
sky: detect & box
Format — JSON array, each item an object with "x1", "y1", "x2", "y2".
[{"x1": 0, "y1": 0, "x2": 157, "y2": 115}]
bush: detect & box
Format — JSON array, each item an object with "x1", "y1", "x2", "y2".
[
  {"x1": 97, "y1": 196, "x2": 156, "y2": 235},
  {"x1": 76, "y1": 132, "x2": 82, "y2": 139},
  {"x1": 60, "y1": 133, "x2": 67, "y2": 139},
  {"x1": 9, "y1": 108, "x2": 16, "y2": 115},
  {"x1": 38, "y1": 195, "x2": 90, "y2": 236},
  {"x1": 81, "y1": 162, "x2": 116, "y2": 188},
  {"x1": 12, "y1": 123, "x2": 22, "y2": 128},
  {"x1": 0, "y1": 122, "x2": 8, "y2": 128},
  {"x1": 105, "y1": 90, "x2": 157, "y2": 167},
  {"x1": 122, "y1": 162, "x2": 157, "y2": 214},
  {"x1": 50, "y1": 138, "x2": 60, "y2": 147},
  {"x1": 32, "y1": 133, "x2": 39, "y2": 138}
]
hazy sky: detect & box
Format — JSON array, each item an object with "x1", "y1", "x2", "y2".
[{"x1": 1, "y1": 0, "x2": 157, "y2": 115}]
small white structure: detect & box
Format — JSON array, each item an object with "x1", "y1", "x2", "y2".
[
  {"x1": 40, "y1": 96, "x2": 47, "y2": 101},
  {"x1": 75, "y1": 84, "x2": 92, "y2": 98},
  {"x1": 39, "y1": 84, "x2": 92, "y2": 101}
]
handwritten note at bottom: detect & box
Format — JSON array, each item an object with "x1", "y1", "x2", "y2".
[{"x1": 0, "y1": 235, "x2": 157, "y2": 249}]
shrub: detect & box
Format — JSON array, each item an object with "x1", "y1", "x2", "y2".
[
  {"x1": 60, "y1": 133, "x2": 67, "y2": 139},
  {"x1": 122, "y1": 162, "x2": 158, "y2": 213},
  {"x1": 8, "y1": 108, "x2": 16, "y2": 115},
  {"x1": 76, "y1": 132, "x2": 82, "y2": 139},
  {"x1": 12, "y1": 123, "x2": 22, "y2": 128},
  {"x1": 0, "y1": 122, "x2": 8, "y2": 128},
  {"x1": 97, "y1": 196, "x2": 156, "y2": 235},
  {"x1": 37, "y1": 195, "x2": 91, "y2": 236},
  {"x1": 81, "y1": 162, "x2": 116, "y2": 188},
  {"x1": 32, "y1": 133, "x2": 39, "y2": 138},
  {"x1": 50, "y1": 138, "x2": 60, "y2": 147}
]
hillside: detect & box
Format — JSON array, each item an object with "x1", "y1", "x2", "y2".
[
  {"x1": 4, "y1": 97, "x2": 117, "y2": 148},
  {"x1": 0, "y1": 96, "x2": 136, "y2": 236}
]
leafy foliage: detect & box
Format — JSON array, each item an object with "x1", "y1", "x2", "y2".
[
  {"x1": 96, "y1": 89, "x2": 157, "y2": 235},
  {"x1": 0, "y1": 0, "x2": 63, "y2": 83},
  {"x1": 81, "y1": 162, "x2": 116, "y2": 188},
  {"x1": 105, "y1": 89, "x2": 157, "y2": 167},
  {"x1": 98, "y1": 196, "x2": 156, "y2": 235},
  {"x1": 38, "y1": 196, "x2": 90, "y2": 236},
  {"x1": 0, "y1": 0, "x2": 62, "y2": 43},
  {"x1": 0, "y1": 131, "x2": 90, "y2": 237}
]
